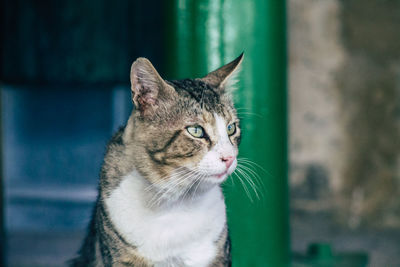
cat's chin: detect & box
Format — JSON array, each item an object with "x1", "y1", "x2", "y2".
[{"x1": 205, "y1": 171, "x2": 233, "y2": 184}]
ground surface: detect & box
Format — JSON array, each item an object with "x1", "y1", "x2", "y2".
[
  {"x1": 6, "y1": 214, "x2": 400, "y2": 267},
  {"x1": 291, "y1": 211, "x2": 400, "y2": 267}
]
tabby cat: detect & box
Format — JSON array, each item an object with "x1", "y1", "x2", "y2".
[{"x1": 71, "y1": 53, "x2": 243, "y2": 267}]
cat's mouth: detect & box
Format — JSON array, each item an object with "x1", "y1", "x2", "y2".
[
  {"x1": 211, "y1": 158, "x2": 237, "y2": 180},
  {"x1": 216, "y1": 170, "x2": 229, "y2": 179}
]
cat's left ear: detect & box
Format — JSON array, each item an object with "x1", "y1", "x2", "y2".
[
  {"x1": 200, "y1": 53, "x2": 244, "y2": 93},
  {"x1": 130, "y1": 58, "x2": 176, "y2": 117}
]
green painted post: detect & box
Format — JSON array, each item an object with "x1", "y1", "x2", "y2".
[{"x1": 164, "y1": 1, "x2": 289, "y2": 266}]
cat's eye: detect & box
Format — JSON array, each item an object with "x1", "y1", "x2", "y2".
[
  {"x1": 187, "y1": 126, "x2": 204, "y2": 138},
  {"x1": 227, "y1": 123, "x2": 236, "y2": 136}
]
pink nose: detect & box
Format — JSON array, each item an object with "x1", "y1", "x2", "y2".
[{"x1": 221, "y1": 156, "x2": 235, "y2": 169}]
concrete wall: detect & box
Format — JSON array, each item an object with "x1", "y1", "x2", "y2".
[{"x1": 289, "y1": 0, "x2": 400, "y2": 229}]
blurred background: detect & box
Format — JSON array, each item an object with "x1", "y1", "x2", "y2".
[
  {"x1": 0, "y1": 0, "x2": 399, "y2": 266},
  {"x1": 289, "y1": 1, "x2": 400, "y2": 266}
]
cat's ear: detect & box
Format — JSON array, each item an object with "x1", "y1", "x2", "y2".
[
  {"x1": 200, "y1": 53, "x2": 244, "y2": 92},
  {"x1": 130, "y1": 58, "x2": 175, "y2": 116}
]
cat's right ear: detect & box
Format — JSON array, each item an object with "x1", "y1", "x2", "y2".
[
  {"x1": 130, "y1": 58, "x2": 175, "y2": 116},
  {"x1": 200, "y1": 53, "x2": 244, "y2": 93}
]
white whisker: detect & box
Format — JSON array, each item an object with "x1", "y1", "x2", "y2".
[
  {"x1": 236, "y1": 167, "x2": 260, "y2": 200},
  {"x1": 148, "y1": 167, "x2": 203, "y2": 208},
  {"x1": 190, "y1": 173, "x2": 207, "y2": 201},
  {"x1": 232, "y1": 170, "x2": 254, "y2": 202},
  {"x1": 237, "y1": 163, "x2": 266, "y2": 194}
]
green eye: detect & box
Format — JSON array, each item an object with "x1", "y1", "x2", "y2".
[
  {"x1": 187, "y1": 126, "x2": 204, "y2": 138},
  {"x1": 227, "y1": 123, "x2": 236, "y2": 136}
]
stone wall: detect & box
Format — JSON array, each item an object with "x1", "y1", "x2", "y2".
[{"x1": 289, "y1": 0, "x2": 400, "y2": 229}]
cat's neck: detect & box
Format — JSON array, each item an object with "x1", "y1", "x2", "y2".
[{"x1": 104, "y1": 169, "x2": 226, "y2": 265}]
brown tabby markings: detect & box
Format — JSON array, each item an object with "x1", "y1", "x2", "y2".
[{"x1": 70, "y1": 53, "x2": 243, "y2": 266}]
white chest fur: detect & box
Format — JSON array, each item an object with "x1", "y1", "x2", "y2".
[{"x1": 105, "y1": 171, "x2": 227, "y2": 267}]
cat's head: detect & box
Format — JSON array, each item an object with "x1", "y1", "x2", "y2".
[{"x1": 127, "y1": 54, "x2": 243, "y2": 193}]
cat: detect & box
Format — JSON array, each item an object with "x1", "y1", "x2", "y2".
[{"x1": 70, "y1": 53, "x2": 243, "y2": 267}]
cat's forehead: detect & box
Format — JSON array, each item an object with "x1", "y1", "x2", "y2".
[{"x1": 167, "y1": 79, "x2": 228, "y2": 114}]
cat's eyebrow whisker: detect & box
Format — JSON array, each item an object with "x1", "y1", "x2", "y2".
[{"x1": 235, "y1": 112, "x2": 263, "y2": 118}]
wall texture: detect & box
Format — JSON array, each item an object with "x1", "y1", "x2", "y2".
[
  {"x1": 289, "y1": 0, "x2": 400, "y2": 229},
  {"x1": 0, "y1": 0, "x2": 164, "y2": 85}
]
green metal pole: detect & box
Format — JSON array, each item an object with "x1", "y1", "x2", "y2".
[{"x1": 164, "y1": 1, "x2": 288, "y2": 266}]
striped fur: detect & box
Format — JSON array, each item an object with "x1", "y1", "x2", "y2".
[{"x1": 70, "y1": 55, "x2": 243, "y2": 267}]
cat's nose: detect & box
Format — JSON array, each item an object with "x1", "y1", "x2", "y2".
[{"x1": 221, "y1": 156, "x2": 235, "y2": 169}]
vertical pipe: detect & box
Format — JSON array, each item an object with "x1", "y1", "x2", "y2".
[{"x1": 164, "y1": 1, "x2": 288, "y2": 266}]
